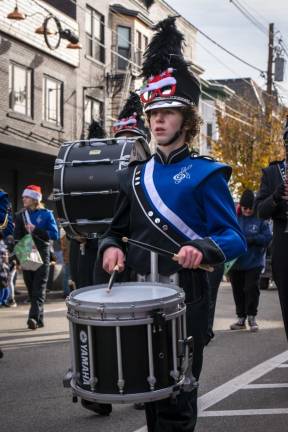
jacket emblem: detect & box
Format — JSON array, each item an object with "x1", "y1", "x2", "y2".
[{"x1": 173, "y1": 164, "x2": 193, "y2": 184}]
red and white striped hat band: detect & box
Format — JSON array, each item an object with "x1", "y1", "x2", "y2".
[{"x1": 22, "y1": 187, "x2": 42, "y2": 202}]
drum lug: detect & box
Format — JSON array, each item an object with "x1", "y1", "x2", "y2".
[
  {"x1": 181, "y1": 336, "x2": 198, "y2": 393},
  {"x1": 63, "y1": 368, "x2": 73, "y2": 388},
  {"x1": 151, "y1": 310, "x2": 166, "y2": 332},
  {"x1": 89, "y1": 377, "x2": 98, "y2": 391}
]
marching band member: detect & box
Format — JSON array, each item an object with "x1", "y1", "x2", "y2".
[
  {"x1": 93, "y1": 93, "x2": 151, "y2": 285},
  {"x1": 255, "y1": 139, "x2": 288, "y2": 340},
  {"x1": 0, "y1": 189, "x2": 13, "y2": 358},
  {"x1": 100, "y1": 17, "x2": 246, "y2": 432}
]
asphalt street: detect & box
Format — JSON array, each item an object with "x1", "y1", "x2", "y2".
[{"x1": 0, "y1": 282, "x2": 287, "y2": 432}]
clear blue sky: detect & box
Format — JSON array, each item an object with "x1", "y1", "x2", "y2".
[{"x1": 166, "y1": 0, "x2": 288, "y2": 104}]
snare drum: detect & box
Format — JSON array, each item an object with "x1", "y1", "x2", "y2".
[{"x1": 67, "y1": 282, "x2": 187, "y2": 404}]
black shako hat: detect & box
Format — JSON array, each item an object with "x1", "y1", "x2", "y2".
[
  {"x1": 113, "y1": 92, "x2": 149, "y2": 139},
  {"x1": 87, "y1": 120, "x2": 106, "y2": 139},
  {"x1": 240, "y1": 189, "x2": 255, "y2": 209},
  {"x1": 138, "y1": 16, "x2": 201, "y2": 112}
]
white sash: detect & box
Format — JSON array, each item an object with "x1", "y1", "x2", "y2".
[{"x1": 143, "y1": 158, "x2": 202, "y2": 241}]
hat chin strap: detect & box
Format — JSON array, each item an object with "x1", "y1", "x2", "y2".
[{"x1": 158, "y1": 128, "x2": 183, "y2": 147}]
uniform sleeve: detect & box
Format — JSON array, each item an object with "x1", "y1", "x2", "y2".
[
  {"x1": 186, "y1": 170, "x2": 246, "y2": 264},
  {"x1": 254, "y1": 170, "x2": 279, "y2": 219},
  {"x1": 46, "y1": 211, "x2": 59, "y2": 240}
]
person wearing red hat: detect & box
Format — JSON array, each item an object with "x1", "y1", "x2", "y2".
[{"x1": 14, "y1": 185, "x2": 59, "y2": 329}]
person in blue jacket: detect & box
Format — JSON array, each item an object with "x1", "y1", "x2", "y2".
[
  {"x1": 230, "y1": 189, "x2": 272, "y2": 332},
  {"x1": 14, "y1": 185, "x2": 59, "y2": 330},
  {"x1": 0, "y1": 189, "x2": 14, "y2": 358},
  {"x1": 0, "y1": 189, "x2": 14, "y2": 307},
  {"x1": 100, "y1": 17, "x2": 246, "y2": 432},
  {"x1": 0, "y1": 189, "x2": 14, "y2": 239}
]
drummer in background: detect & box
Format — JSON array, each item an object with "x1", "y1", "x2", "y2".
[
  {"x1": 113, "y1": 91, "x2": 151, "y2": 162},
  {"x1": 93, "y1": 91, "x2": 151, "y2": 287},
  {"x1": 72, "y1": 120, "x2": 109, "y2": 290},
  {"x1": 100, "y1": 17, "x2": 246, "y2": 432}
]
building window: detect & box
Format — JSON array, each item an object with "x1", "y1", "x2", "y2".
[
  {"x1": 136, "y1": 30, "x2": 142, "y2": 66},
  {"x1": 9, "y1": 63, "x2": 32, "y2": 117},
  {"x1": 84, "y1": 97, "x2": 103, "y2": 129},
  {"x1": 206, "y1": 122, "x2": 213, "y2": 149},
  {"x1": 143, "y1": 35, "x2": 148, "y2": 49},
  {"x1": 85, "y1": 6, "x2": 105, "y2": 63},
  {"x1": 43, "y1": 76, "x2": 63, "y2": 127},
  {"x1": 117, "y1": 26, "x2": 131, "y2": 70}
]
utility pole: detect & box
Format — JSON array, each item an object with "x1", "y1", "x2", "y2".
[{"x1": 267, "y1": 23, "x2": 274, "y2": 95}]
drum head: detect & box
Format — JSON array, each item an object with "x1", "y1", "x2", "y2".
[{"x1": 74, "y1": 284, "x2": 177, "y2": 304}]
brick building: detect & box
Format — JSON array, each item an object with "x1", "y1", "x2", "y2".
[{"x1": 0, "y1": 0, "x2": 200, "y2": 211}]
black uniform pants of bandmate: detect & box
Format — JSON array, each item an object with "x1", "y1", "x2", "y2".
[
  {"x1": 23, "y1": 262, "x2": 50, "y2": 326},
  {"x1": 145, "y1": 268, "x2": 209, "y2": 432},
  {"x1": 229, "y1": 267, "x2": 262, "y2": 318},
  {"x1": 271, "y1": 222, "x2": 288, "y2": 340},
  {"x1": 207, "y1": 263, "x2": 224, "y2": 341}
]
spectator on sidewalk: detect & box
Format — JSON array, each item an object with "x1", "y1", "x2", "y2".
[
  {"x1": 229, "y1": 189, "x2": 272, "y2": 332},
  {"x1": 14, "y1": 185, "x2": 59, "y2": 330}
]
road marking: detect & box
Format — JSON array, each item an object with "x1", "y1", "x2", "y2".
[
  {"x1": 0, "y1": 307, "x2": 67, "y2": 317},
  {"x1": 132, "y1": 350, "x2": 288, "y2": 430},
  {"x1": 200, "y1": 408, "x2": 288, "y2": 417},
  {"x1": 3, "y1": 337, "x2": 69, "y2": 350},
  {"x1": 198, "y1": 350, "x2": 288, "y2": 412},
  {"x1": 0, "y1": 332, "x2": 69, "y2": 348},
  {"x1": 243, "y1": 383, "x2": 288, "y2": 389},
  {"x1": 278, "y1": 364, "x2": 288, "y2": 368}
]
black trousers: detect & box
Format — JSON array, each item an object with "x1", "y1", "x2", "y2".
[
  {"x1": 229, "y1": 267, "x2": 262, "y2": 318},
  {"x1": 207, "y1": 263, "x2": 224, "y2": 338},
  {"x1": 144, "y1": 269, "x2": 209, "y2": 432},
  {"x1": 23, "y1": 262, "x2": 50, "y2": 326},
  {"x1": 271, "y1": 222, "x2": 288, "y2": 340}
]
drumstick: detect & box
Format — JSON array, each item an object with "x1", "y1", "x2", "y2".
[
  {"x1": 106, "y1": 264, "x2": 119, "y2": 293},
  {"x1": 122, "y1": 237, "x2": 214, "y2": 273}
]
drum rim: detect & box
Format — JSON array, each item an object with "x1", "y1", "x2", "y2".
[{"x1": 70, "y1": 376, "x2": 185, "y2": 404}]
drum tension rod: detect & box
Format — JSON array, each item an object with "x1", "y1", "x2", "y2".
[{"x1": 151, "y1": 310, "x2": 166, "y2": 333}]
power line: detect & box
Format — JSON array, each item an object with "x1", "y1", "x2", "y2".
[
  {"x1": 229, "y1": 0, "x2": 267, "y2": 35},
  {"x1": 201, "y1": 89, "x2": 253, "y2": 123},
  {"x1": 193, "y1": 23, "x2": 265, "y2": 74},
  {"x1": 236, "y1": 0, "x2": 269, "y2": 27},
  {"x1": 196, "y1": 38, "x2": 268, "y2": 115}
]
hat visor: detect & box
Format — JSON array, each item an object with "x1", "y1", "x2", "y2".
[
  {"x1": 144, "y1": 100, "x2": 187, "y2": 112},
  {"x1": 114, "y1": 128, "x2": 146, "y2": 138}
]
